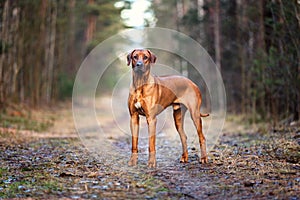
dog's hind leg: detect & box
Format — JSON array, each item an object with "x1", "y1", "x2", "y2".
[
  {"x1": 190, "y1": 110, "x2": 208, "y2": 164},
  {"x1": 173, "y1": 104, "x2": 188, "y2": 163}
]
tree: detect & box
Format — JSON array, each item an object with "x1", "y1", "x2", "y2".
[
  {"x1": 154, "y1": 0, "x2": 300, "y2": 122},
  {"x1": 0, "y1": 0, "x2": 122, "y2": 108}
]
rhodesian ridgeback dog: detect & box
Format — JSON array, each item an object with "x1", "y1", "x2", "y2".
[{"x1": 127, "y1": 49, "x2": 209, "y2": 168}]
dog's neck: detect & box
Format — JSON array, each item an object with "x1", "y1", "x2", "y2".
[{"x1": 132, "y1": 70, "x2": 153, "y2": 90}]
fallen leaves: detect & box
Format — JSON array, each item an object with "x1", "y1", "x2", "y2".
[{"x1": 0, "y1": 111, "x2": 300, "y2": 199}]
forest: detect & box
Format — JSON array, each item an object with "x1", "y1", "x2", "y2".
[
  {"x1": 0, "y1": 0, "x2": 299, "y2": 199},
  {"x1": 0, "y1": 0, "x2": 299, "y2": 123}
]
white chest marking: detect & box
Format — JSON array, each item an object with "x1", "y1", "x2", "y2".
[{"x1": 134, "y1": 102, "x2": 142, "y2": 109}]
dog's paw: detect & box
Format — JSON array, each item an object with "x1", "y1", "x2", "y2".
[
  {"x1": 128, "y1": 153, "x2": 138, "y2": 166},
  {"x1": 180, "y1": 152, "x2": 188, "y2": 163},
  {"x1": 147, "y1": 152, "x2": 156, "y2": 168},
  {"x1": 147, "y1": 160, "x2": 156, "y2": 168},
  {"x1": 200, "y1": 156, "x2": 208, "y2": 164}
]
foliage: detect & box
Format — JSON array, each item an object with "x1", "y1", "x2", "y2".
[
  {"x1": 57, "y1": 73, "x2": 74, "y2": 100},
  {"x1": 153, "y1": 0, "x2": 300, "y2": 122},
  {"x1": 0, "y1": 0, "x2": 122, "y2": 107}
]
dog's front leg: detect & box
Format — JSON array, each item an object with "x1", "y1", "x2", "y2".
[
  {"x1": 147, "y1": 117, "x2": 157, "y2": 168},
  {"x1": 128, "y1": 113, "x2": 139, "y2": 166}
]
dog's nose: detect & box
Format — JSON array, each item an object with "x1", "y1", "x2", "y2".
[{"x1": 136, "y1": 61, "x2": 143, "y2": 67}]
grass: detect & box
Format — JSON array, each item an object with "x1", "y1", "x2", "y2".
[
  {"x1": 0, "y1": 180, "x2": 62, "y2": 198},
  {"x1": 41, "y1": 180, "x2": 62, "y2": 193},
  {"x1": 0, "y1": 168, "x2": 7, "y2": 177},
  {"x1": 225, "y1": 114, "x2": 270, "y2": 133},
  {"x1": 0, "y1": 113, "x2": 53, "y2": 132},
  {"x1": 0, "y1": 170, "x2": 62, "y2": 198}
]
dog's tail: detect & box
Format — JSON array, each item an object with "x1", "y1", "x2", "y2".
[{"x1": 200, "y1": 113, "x2": 209, "y2": 117}]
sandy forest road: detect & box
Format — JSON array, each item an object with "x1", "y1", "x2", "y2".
[
  {"x1": 0, "y1": 97, "x2": 299, "y2": 199},
  {"x1": 73, "y1": 95, "x2": 300, "y2": 199}
]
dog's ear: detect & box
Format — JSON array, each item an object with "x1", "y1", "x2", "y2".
[
  {"x1": 127, "y1": 50, "x2": 135, "y2": 66},
  {"x1": 127, "y1": 53, "x2": 131, "y2": 66},
  {"x1": 147, "y1": 50, "x2": 157, "y2": 64}
]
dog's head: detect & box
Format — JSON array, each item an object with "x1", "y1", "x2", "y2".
[{"x1": 127, "y1": 49, "x2": 156, "y2": 74}]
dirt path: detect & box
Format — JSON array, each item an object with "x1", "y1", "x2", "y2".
[{"x1": 0, "y1": 100, "x2": 299, "y2": 199}]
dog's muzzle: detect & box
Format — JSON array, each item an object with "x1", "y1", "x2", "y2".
[{"x1": 134, "y1": 61, "x2": 145, "y2": 73}]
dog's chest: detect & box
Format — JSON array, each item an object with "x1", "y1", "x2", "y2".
[
  {"x1": 134, "y1": 100, "x2": 146, "y2": 116},
  {"x1": 130, "y1": 81, "x2": 157, "y2": 116},
  {"x1": 132, "y1": 89, "x2": 146, "y2": 115}
]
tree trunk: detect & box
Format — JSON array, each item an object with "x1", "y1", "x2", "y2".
[
  {"x1": 237, "y1": 0, "x2": 247, "y2": 114},
  {"x1": 257, "y1": 0, "x2": 267, "y2": 119},
  {"x1": 32, "y1": 1, "x2": 47, "y2": 105},
  {"x1": 11, "y1": 7, "x2": 20, "y2": 97},
  {"x1": 214, "y1": 0, "x2": 221, "y2": 70},
  {"x1": 176, "y1": 0, "x2": 186, "y2": 72},
  {"x1": 68, "y1": 0, "x2": 76, "y2": 74},
  {"x1": 46, "y1": 1, "x2": 57, "y2": 103},
  {"x1": 0, "y1": 0, "x2": 9, "y2": 106},
  {"x1": 85, "y1": 0, "x2": 96, "y2": 44},
  {"x1": 176, "y1": 0, "x2": 185, "y2": 32}
]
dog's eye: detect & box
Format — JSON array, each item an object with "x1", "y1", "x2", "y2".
[
  {"x1": 133, "y1": 55, "x2": 138, "y2": 60},
  {"x1": 143, "y1": 56, "x2": 148, "y2": 60}
]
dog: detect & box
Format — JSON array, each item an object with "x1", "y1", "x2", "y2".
[{"x1": 127, "y1": 49, "x2": 209, "y2": 168}]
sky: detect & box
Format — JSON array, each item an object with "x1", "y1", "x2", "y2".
[{"x1": 115, "y1": 0, "x2": 156, "y2": 28}]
